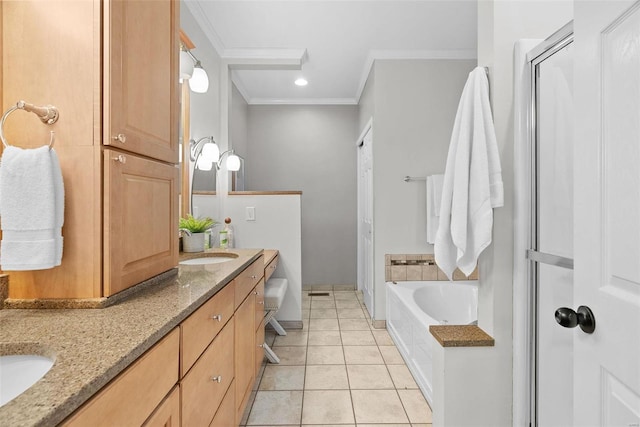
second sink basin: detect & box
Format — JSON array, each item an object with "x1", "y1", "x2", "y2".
[
  {"x1": 0, "y1": 354, "x2": 54, "y2": 407},
  {"x1": 179, "y1": 253, "x2": 238, "y2": 266}
]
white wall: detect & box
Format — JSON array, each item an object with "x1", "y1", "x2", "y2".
[
  {"x1": 225, "y1": 195, "x2": 302, "y2": 322},
  {"x1": 473, "y1": 2, "x2": 573, "y2": 426},
  {"x1": 358, "y1": 59, "x2": 476, "y2": 320},
  {"x1": 245, "y1": 105, "x2": 359, "y2": 286}
]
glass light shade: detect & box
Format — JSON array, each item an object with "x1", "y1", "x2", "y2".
[
  {"x1": 189, "y1": 66, "x2": 209, "y2": 93},
  {"x1": 226, "y1": 154, "x2": 241, "y2": 172},
  {"x1": 201, "y1": 142, "x2": 220, "y2": 163},
  {"x1": 196, "y1": 156, "x2": 213, "y2": 171},
  {"x1": 180, "y1": 51, "x2": 194, "y2": 80}
]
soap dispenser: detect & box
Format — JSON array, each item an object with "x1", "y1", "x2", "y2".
[{"x1": 224, "y1": 217, "x2": 234, "y2": 248}]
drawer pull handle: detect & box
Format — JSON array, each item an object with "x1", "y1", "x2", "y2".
[
  {"x1": 271, "y1": 264, "x2": 277, "y2": 269},
  {"x1": 258, "y1": 301, "x2": 264, "y2": 305},
  {"x1": 251, "y1": 275, "x2": 258, "y2": 279},
  {"x1": 211, "y1": 375, "x2": 222, "y2": 383},
  {"x1": 112, "y1": 154, "x2": 127, "y2": 164},
  {"x1": 211, "y1": 314, "x2": 222, "y2": 322},
  {"x1": 112, "y1": 133, "x2": 126, "y2": 143},
  {"x1": 254, "y1": 291, "x2": 259, "y2": 295},
  {"x1": 258, "y1": 344, "x2": 264, "y2": 348}
]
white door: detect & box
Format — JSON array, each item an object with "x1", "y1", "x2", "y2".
[
  {"x1": 357, "y1": 127, "x2": 374, "y2": 317},
  {"x1": 573, "y1": 1, "x2": 640, "y2": 425}
]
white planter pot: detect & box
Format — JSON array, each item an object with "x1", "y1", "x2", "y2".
[{"x1": 182, "y1": 232, "x2": 205, "y2": 253}]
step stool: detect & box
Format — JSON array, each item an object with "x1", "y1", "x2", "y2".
[{"x1": 262, "y1": 278, "x2": 288, "y2": 364}]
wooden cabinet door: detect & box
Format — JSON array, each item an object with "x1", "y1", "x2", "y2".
[
  {"x1": 182, "y1": 319, "x2": 235, "y2": 427},
  {"x1": 256, "y1": 319, "x2": 265, "y2": 377},
  {"x1": 210, "y1": 380, "x2": 236, "y2": 427},
  {"x1": 63, "y1": 329, "x2": 179, "y2": 427},
  {"x1": 106, "y1": 0, "x2": 178, "y2": 164},
  {"x1": 234, "y1": 293, "x2": 256, "y2": 424},
  {"x1": 142, "y1": 386, "x2": 180, "y2": 427},
  {"x1": 103, "y1": 149, "x2": 178, "y2": 296},
  {"x1": 254, "y1": 279, "x2": 265, "y2": 331}
]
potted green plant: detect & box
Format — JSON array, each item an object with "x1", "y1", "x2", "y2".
[{"x1": 179, "y1": 214, "x2": 217, "y2": 252}]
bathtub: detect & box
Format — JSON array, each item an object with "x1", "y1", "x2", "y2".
[{"x1": 386, "y1": 280, "x2": 478, "y2": 406}]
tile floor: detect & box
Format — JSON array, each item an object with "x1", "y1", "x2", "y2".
[{"x1": 241, "y1": 287, "x2": 433, "y2": 426}]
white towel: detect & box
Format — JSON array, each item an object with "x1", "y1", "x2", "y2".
[
  {"x1": 426, "y1": 174, "x2": 444, "y2": 244},
  {"x1": 0, "y1": 146, "x2": 65, "y2": 270},
  {"x1": 435, "y1": 66, "x2": 503, "y2": 279}
]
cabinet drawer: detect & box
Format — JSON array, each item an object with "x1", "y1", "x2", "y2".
[
  {"x1": 181, "y1": 282, "x2": 235, "y2": 376},
  {"x1": 234, "y1": 256, "x2": 264, "y2": 308},
  {"x1": 63, "y1": 328, "x2": 179, "y2": 427},
  {"x1": 142, "y1": 385, "x2": 180, "y2": 427},
  {"x1": 265, "y1": 253, "x2": 279, "y2": 282},
  {"x1": 210, "y1": 380, "x2": 235, "y2": 427},
  {"x1": 255, "y1": 279, "x2": 265, "y2": 332},
  {"x1": 182, "y1": 318, "x2": 235, "y2": 427}
]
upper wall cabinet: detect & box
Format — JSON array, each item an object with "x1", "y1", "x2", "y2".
[
  {"x1": 2, "y1": 0, "x2": 179, "y2": 300},
  {"x1": 107, "y1": 0, "x2": 178, "y2": 164}
]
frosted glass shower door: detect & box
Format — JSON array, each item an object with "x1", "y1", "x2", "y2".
[{"x1": 529, "y1": 32, "x2": 574, "y2": 427}]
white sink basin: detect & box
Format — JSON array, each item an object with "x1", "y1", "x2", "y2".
[
  {"x1": 0, "y1": 354, "x2": 54, "y2": 407},
  {"x1": 180, "y1": 256, "x2": 236, "y2": 266}
]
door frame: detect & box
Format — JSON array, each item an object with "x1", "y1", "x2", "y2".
[
  {"x1": 512, "y1": 22, "x2": 574, "y2": 427},
  {"x1": 357, "y1": 118, "x2": 374, "y2": 318}
]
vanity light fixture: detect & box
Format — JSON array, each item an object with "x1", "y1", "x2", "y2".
[
  {"x1": 219, "y1": 150, "x2": 241, "y2": 172},
  {"x1": 189, "y1": 61, "x2": 209, "y2": 93},
  {"x1": 294, "y1": 78, "x2": 308, "y2": 87},
  {"x1": 180, "y1": 43, "x2": 209, "y2": 93},
  {"x1": 190, "y1": 137, "x2": 240, "y2": 172},
  {"x1": 190, "y1": 136, "x2": 218, "y2": 170},
  {"x1": 179, "y1": 45, "x2": 194, "y2": 81}
]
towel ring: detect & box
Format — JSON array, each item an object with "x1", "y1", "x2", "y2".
[{"x1": 0, "y1": 100, "x2": 59, "y2": 150}]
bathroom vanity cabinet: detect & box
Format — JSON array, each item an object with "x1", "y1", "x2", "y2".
[
  {"x1": 61, "y1": 255, "x2": 266, "y2": 427},
  {"x1": 1, "y1": 0, "x2": 179, "y2": 300}
]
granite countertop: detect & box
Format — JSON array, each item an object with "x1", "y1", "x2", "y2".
[
  {"x1": 429, "y1": 325, "x2": 495, "y2": 347},
  {"x1": 0, "y1": 248, "x2": 263, "y2": 427}
]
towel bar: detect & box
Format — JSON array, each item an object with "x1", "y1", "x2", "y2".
[{"x1": 0, "y1": 100, "x2": 59, "y2": 149}]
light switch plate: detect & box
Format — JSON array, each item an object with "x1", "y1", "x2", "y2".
[{"x1": 246, "y1": 207, "x2": 255, "y2": 221}]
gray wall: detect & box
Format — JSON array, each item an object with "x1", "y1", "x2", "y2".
[
  {"x1": 231, "y1": 83, "x2": 249, "y2": 160},
  {"x1": 476, "y1": 2, "x2": 573, "y2": 424},
  {"x1": 358, "y1": 59, "x2": 476, "y2": 319},
  {"x1": 181, "y1": 6, "x2": 222, "y2": 199},
  {"x1": 246, "y1": 105, "x2": 359, "y2": 286}
]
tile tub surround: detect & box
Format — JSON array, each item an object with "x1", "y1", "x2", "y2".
[
  {"x1": 0, "y1": 248, "x2": 263, "y2": 427},
  {"x1": 244, "y1": 289, "x2": 433, "y2": 426},
  {"x1": 385, "y1": 253, "x2": 479, "y2": 282}
]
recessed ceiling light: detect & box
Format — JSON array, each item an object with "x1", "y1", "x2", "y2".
[{"x1": 294, "y1": 78, "x2": 308, "y2": 87}]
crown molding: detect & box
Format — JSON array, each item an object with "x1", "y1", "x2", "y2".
[
  {"x1": 225, "y1": 48, "x2": 308, "y2": 70},
  {"x1": 183, "y1": 0, "x2": 226, "y2": 56},
  {"x1": 231, "y1": 73, "x2": 251, "y2": 104},
  {"x1": 354, "y1": 49, "x2": 477, "y2": 103},
  {"x1": 248, "y1": 98, "x2": 358, "y2": 106}
]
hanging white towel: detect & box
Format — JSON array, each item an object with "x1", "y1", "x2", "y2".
[
  {"x1": 426, "y1": 174, "x2": 444, "y2": 244},
  {"x1": 0, "y1": 146, "x2": 65, "y2": 270},
  {"x1": 435, "y1": 66, "x2": 503, "y2": 279}
]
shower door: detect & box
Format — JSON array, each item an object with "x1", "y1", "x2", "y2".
[{"x1": 527, "y1": 25, "x2": 574, "y2": 427}]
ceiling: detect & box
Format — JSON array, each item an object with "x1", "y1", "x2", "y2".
[{"x1": 184, "y1": 1, "x2": 478, "y2": 105}]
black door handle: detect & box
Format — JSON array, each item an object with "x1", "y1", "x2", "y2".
[{"x1": 555, "y1": 306, "x2": 596, "y2": 334}]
